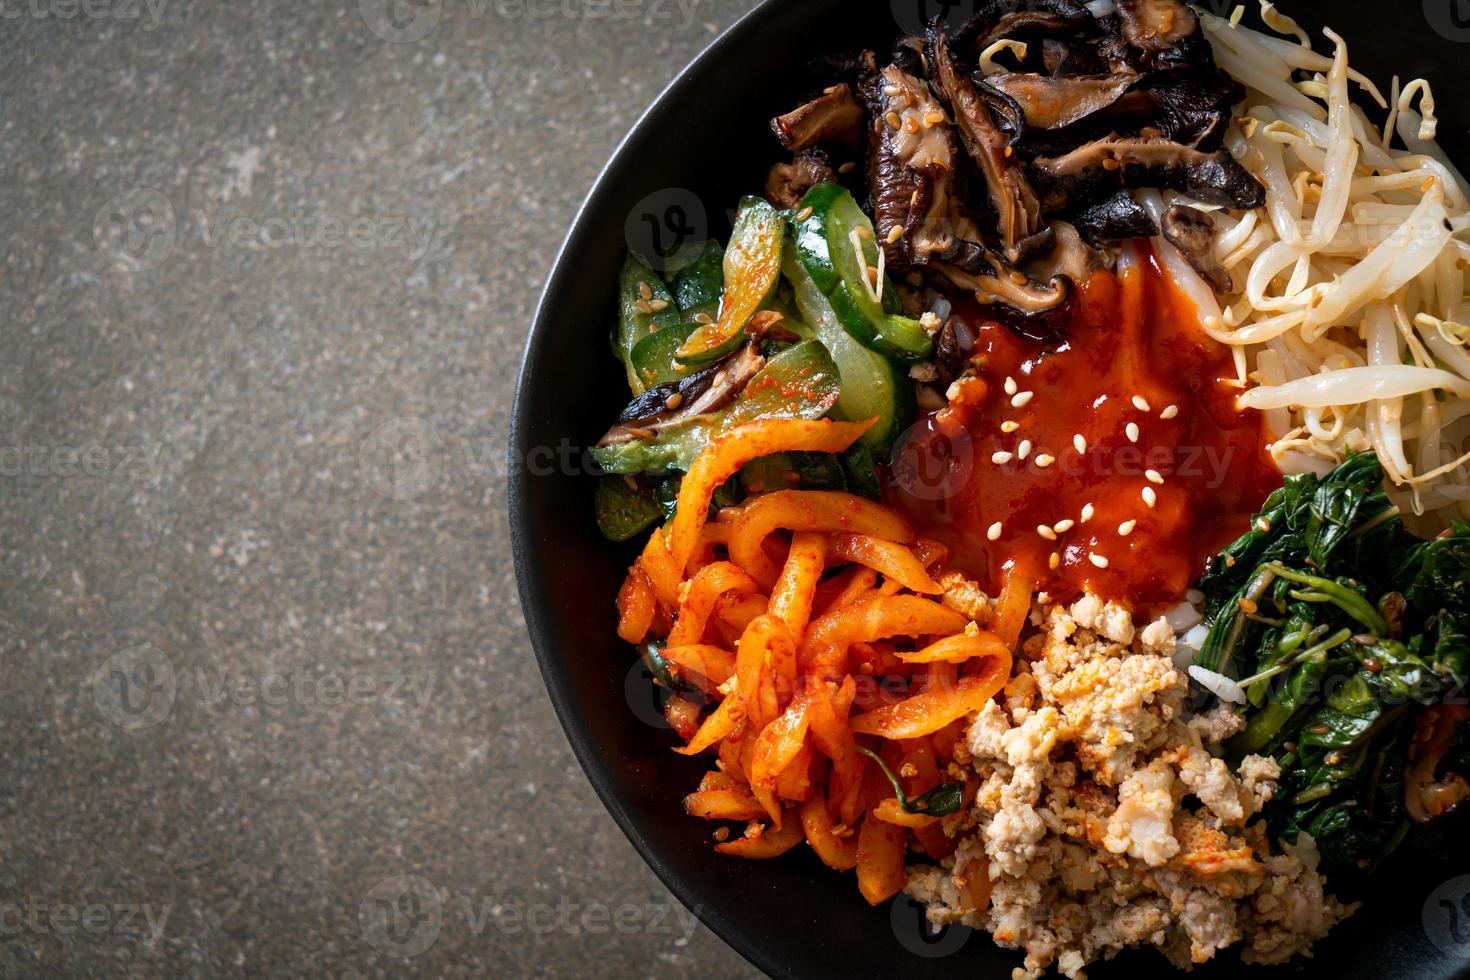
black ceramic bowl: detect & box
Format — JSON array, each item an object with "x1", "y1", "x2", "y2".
[{"x1": 511, "y1": 3, "x2": 1470, "y2": 977}]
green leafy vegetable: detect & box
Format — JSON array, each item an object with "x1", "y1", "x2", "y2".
[{"x1": 1194, "y1": 452, "x2": 1470, "y2": 875}]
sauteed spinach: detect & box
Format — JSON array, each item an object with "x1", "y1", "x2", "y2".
[{"x1": 1192, "y1": 452, "x2": 1470, "y2": 874}]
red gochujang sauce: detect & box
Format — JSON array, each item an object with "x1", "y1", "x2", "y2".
[{"x1": 885, "y1": 243, "x2": 1282, "y2": 618}]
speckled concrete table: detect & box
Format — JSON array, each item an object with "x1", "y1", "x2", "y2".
[{"x1": 0, "y1": 1, "x2": 763, "y2": 975}]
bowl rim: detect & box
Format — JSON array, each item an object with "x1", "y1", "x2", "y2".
[
  {"x1": 508, "y1": 1, "x2": 793, "y2": 975},
  {"x1": 508, "y1": 5, "x2": 1470, "y2": 978}
]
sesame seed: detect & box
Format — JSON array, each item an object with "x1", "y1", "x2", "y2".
[
  {"x1": 923, "y1": 110, "x2": 946, "y2": 126},
  {"x1": 795, "y1": 206, "x2": 814, "y2": 221},
  {"x1": 1011, "y1": 391, "x2": 1034, "y2": 408},
  {"x1": 1000, "y1": 420, "x2": 1020, "y2": 433},
  {"x1": 665, "y1": 392, "x2": 684, "y2": 410},
  {"x1": 638, "y1": 281, "x2": 653, "y2": 301},
  {"x1": 1132, "y1": 395, "x2": 1151, "y2": 412},
  {"x1": 1048, "y1": 552, "x2": 1060, "y2": 570},
  {"x1": 1160, "y1": 404, "x2": 1179, "y2": 420},
  {"x1": 647, "y1": 298, "x2": 669, "y2": 312},
  {"x1": 1145, "y1": 469, "x2": 1164, "y2": 484},
  {"x1": 1035, "y1": 453, "x2": 1055, "y2": 468},
  {"x1": 1256, "y1": 518, "x2": 1271, "y2": 532},
  {"x1": 1073, "y1": 434, "x2": 1087, "y2": 453},
  {"x1": 1036, "y1": 524, "x2": 1057, "y2": 541},
  {"x1": 1089, "y1": 553, "x2": 1110, "y2": 568},
  {"x1": 1017, "y1": 440, "x2": 1032, "y2": 460},
  {"x1": 1081, "y1": 502, "x2": 1095, "y2": 523},
  {"x1": 885, "y1": 111, "x2": 902, "y2": 129},
  {"x1": 1053, "y1": 519, "x2": 1075, "y2": 533},
  {"x1": 987, "y1": 521, "x2": 1003, "y2": 541},
  {"x1": 1142, "y1": 486, "x2": 1158, "y2": 507},
  {"x1": 882, "y1": 84, "x2": 901, "y2": 97},
  {"x1": 886, "y1": 224, "x2": 903, "y2": 244},
  {"x1": 991, "y1": 451, "x2": 1014, "y2": 464},
  {"x1": 1004, "y1": 376, "x2": 1018, "y2": 396},
  {"x1": 1118, "y1": 519, "x2": 1136, "y2": 536},
  {"x1": 1126, "y1": 422, "x2": 1139, "y2": 443}
]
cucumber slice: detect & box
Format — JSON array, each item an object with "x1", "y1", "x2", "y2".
[
  {"x1": 594, "y1": 476, "x2": 663, "y2": 542},
  {"x1": 792, "y1": 184, "x2": 933, "y2": 363},
  {"x1": 675, "y1": 198, "x2": 784, "y2": 366},
  {"x1": 671, "y1": 240, "x2": 723, "y2": 320},
  {"x1": 629, "y1": 322, "x2": 698, "y2": 390},
  {"x1": 614, "y1": 253, "x2": 681, "y2": 395},
  {"x1": 842, "y1": 444, "x2": 881, "y2": 500},
  {"x1": 782, "y1": 245, "x2": 912, "y2": 456},
  {"x1": 722, "y1": 339, "x2": 840, "y2": 428},
  {"x1": 740, "y1": 452, "x2": 848, "y2": 496},
  {"x1": 591, "y1": 339, "x2": 841, "y2": 475}
]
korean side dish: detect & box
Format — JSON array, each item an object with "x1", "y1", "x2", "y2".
[{"x1": 591, "y1": 2, "x2": 1470, "y2": 977}]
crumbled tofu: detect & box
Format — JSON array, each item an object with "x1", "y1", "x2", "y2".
[
  {"x1": 904, "y1": 590, "x2": 1355, "y2": 979},
  {"x1": 1104, "y1": 759, "x2": 1180, "y2": 865},
  {"x1": 939, "y1": 570, "x2": 993, "y2": 623},
  {"x1": 1188, "y1": 703, "x2": 1246, "y2": 745}
]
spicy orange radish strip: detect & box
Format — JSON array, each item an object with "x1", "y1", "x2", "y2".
[
  {"x1": 813, "y1": 566, "x2": 879, "y2": 615},
  {"x1": 800, "y1": 791, "x2": 859, "y2": 871},
  {"x1": 991, "y1": 573, "x2": 1033, "y2": 648},
  {"x1": 686, "y1": 521, "x2": 732, "y2": 577},
  {"x1": 849, "y1": 668, "x2": 1011, "y2": 740},
  {"x1": 696, "y1": 770, "x2": 735, "y2": 792},
  {"x1": 773, "y1": 744, "x2": 816, "y2": 802},
  {"x1": 714, "y1": 814, "x2": 805, "y2": 859},
  {"x1": 667, "y1": 418, "x2": 874, "y2": 574},
  {"x1": 734, "y1": 614, "x2": 798, "y2": 729},
  {"x1": 615, "y1": 565, "x2": 657, "y2": 644},
  {"x1": 684, "y1": 785, "x2": 766, "y2": 821},
  {"x1": 769, "y1": 531, "x2": 827, "y2": 635},
  {"x1": 713, "y1": 592, "x2": 768, "y2": 643},
  {"x1": 855, "y1": 812, "x2": 907, "y2": 904},
  {"x1": 873, "y1": 797, "x2": 940, "y2": 828},
  {"x1": 674, "y1": 694, "x2": 746, "y2": 756},
  {"x1": 894, "y1": 628, "x2": 1011, "y2": 665},
  {"x1": 748, "y1": 692, "x2": 812, "y2": 825},
  {"x1": 807, "y1": 678, "x2": 865, "y2": 828},
  {"x1": 660, "y1": 644, "x2": 736, "y2": 688},
  {"x1": 912, "y1": 537, "x2": 949, "y2": 570},
  {"x1": 799, "y1": 594, "x2": 969, "y2": 668},
  {"x1": 638, "y1": 528, "x2": 683, "y2": 612},
  {"x1": 667, "y1": 561, "x2": 760, "y2": 647},
  {"x1": 827, "y1": 533, "x2": 942, "y2": 594},
  {"x1": 728, "y1": 489, "x2": 915, "y2": 586}
]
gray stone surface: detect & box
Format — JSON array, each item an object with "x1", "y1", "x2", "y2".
[{"x1": 0, "y1": 0, "x2": 763, "y2": 975}]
